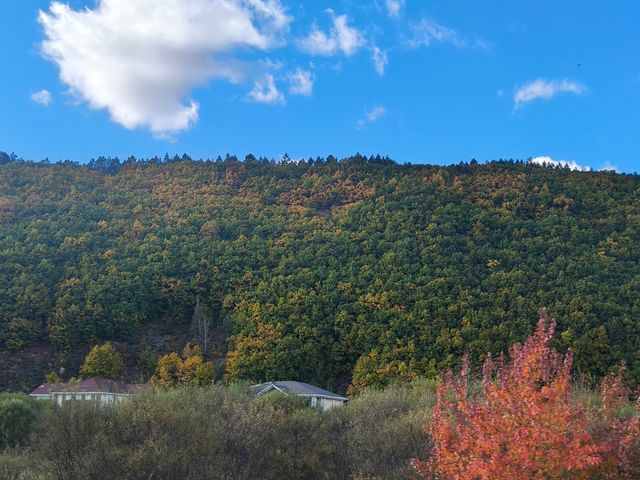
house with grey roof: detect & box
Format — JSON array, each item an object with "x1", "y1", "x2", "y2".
[
  {"x1": 29, "y1": 378, "x2": 149, "y2": 406},
  {"x1": 250, "y1": 381, "x2": 347, "y2": 411}
]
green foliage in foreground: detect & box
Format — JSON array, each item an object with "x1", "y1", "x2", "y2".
[
  {"x1": 0, "y1": 381, "x2": 436, "y2": 480},
  {"x1": 0, "y1": 394, "x2": 46, "y2": 449},
  {"x1": 0, "y1": 156, "x2": 639, "y2": 390}
]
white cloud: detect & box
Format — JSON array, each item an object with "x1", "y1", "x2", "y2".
[
  {"x1": 408, "y1": 19, "x2": 467, "y2": 48},
  {"x1": 246, "y1": 74, "x2": 284, "y2": 104},
  {"x1": 474, "y1": 38, "x2": 491, "y2": 51},
  {"x1": 31, "y1": 89, "x2": 52, "y2": 106},
  {"x1": 38, "y1": 0, "x2": 291, "y2": 136},
  {"x1": 366, "y1": 105, "x2": 386, "y2": 122},
  {"x1": 287, "y1": 68, "x2": 314, "y2": 96},
  {"x1": 260, "y1": 58, "x2": 285, "y2": 71},
  {"x1": 514, "y1": 79, "x2": 586, "y2": 109},
  {"x1": 298, "y1": 9, "x2": 365, "y2": 57},
  {"x1": 385, "y1": 0, "x2": 404, "y2": 18},
  {"x1": 600, "y1": 161, "x2": 618, "y2": 172},
  {"x1": 371, "y1": 46, "x2": 388, "y2": 76},
  {"x1": 529, "y1": 156, "x2": 590, "y2": 171},
  {"x1": 357, "y1": 105, "x2": 386, "y2": 129}
]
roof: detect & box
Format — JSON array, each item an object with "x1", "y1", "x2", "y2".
[
  {"x1": 250, "y1": 381, "x2": 347, "y2": 401},
  {"x1": 30, "y1": 378, "x2": 149, "y2": 396}
]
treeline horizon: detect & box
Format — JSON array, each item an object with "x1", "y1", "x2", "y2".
[
  {"x1": 2, "y1": 150, "x2": 635, "y2": 176},
  {"x1": 0, "y1": 156, "x2": 639, "y2": 393}
]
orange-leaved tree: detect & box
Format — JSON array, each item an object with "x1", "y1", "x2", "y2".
[{"x1": 413, "y1": 309, "x2": 604, "y2": 480}]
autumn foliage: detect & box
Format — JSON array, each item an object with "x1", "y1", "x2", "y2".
[
  {"x1": 80, "y1": 342, "x2": 124, "y2": 380},
  {"x1": 2, "y1": 158, "x2": 640, "y2": 393},
  {"x1": 593, "y1": 372, "x2": 640, "y2": 478},
  {"x1": 151, "y1": 344, "x2": 215, "y2": 388},
  {"x1": 414, "y1": 310, "x2": 640, "y2": 480}
]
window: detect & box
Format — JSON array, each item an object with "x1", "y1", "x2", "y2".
[{"x1": 310, "y1": 397, "x2": 317, "y2": 407}]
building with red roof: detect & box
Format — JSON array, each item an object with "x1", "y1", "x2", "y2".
[{"x1": 29, "y1": 378, "x2": 149, "y2": 406}]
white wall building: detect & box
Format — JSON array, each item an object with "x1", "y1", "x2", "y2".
[
  {"x1": 250, "y1": 381, "x2": 347, "y2": 411},
  {"x1": 29, "y1": 378, "x2": 147, "y2": 406}
]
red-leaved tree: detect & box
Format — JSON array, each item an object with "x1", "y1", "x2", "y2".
[
  {"x1": 592, "y1": 368, "x2": 640, "y2": 479},
  {"x1": 413, "y1": 310, "x2": 605, "y2": 480}
]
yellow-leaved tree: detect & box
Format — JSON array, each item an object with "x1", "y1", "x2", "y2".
[
  {"x1": 151, "y1": 344, "x2": 215, "y2": 388},
  {"x1": 80, "y1": 342, "x2": 124, "y2": 380}
]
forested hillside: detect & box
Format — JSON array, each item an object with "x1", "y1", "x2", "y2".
[{"x1": 0, "y1": 153, "x2": 638, "y2": 392}]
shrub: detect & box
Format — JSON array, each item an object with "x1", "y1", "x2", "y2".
[
  {"x1": 414, "y1": 311, "x2": 603, "y2": 479},
  {"x1": 0, "y1": 394, "x2": 44, "y2": 448},
  {"x1": 413, "y1": 310, "x2": 640, "y2": 480}
]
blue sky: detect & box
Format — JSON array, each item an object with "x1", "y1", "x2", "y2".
[{"x1": 0, "y1": 0, "x2": 638, "y2": 172}]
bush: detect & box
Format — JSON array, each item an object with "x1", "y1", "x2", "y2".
[
  {"x1": 0, "y1": 394, "x2": 44, "y2": 448},
  {"x1": 31, "y1": 401, "x2": 111, "y2": 480},
  {"x1": 0, "y1": 449, "x2": 42, "y2": 480},
  {"x1": 414, "y1": 311, "x2": 640, "y2": 480},
  {"x1": 17, "y1": 381, "x2": 435, "y2": 479}
]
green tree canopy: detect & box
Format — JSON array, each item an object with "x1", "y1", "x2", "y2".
[{"x1": 0, "y1": 156, "x2": 639, "y2": 392}]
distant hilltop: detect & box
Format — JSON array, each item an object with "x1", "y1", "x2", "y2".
[
  {"x1": 1, "y1": 150, "x2": 634, "y2": 174},
  {"x1": 0, "y1": 157, "x2": 638, "y2": 394}
]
